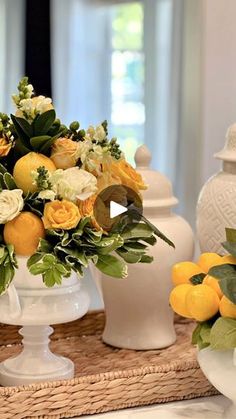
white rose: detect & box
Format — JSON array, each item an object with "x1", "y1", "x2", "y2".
[
  {"x1": 0, "y1": 189, "x2": 24, "y2": 223},
  {"x1": 51, "y1": 167, "x2": 97, "y2": 202}
]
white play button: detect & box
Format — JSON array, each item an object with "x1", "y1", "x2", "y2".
[{"x1": 110, "y1": 201, "x2": 127, "y2": 219}]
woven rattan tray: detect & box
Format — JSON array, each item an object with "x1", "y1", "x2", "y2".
[{"x1": 0, "y1": 310, "x2": 218, "y2": 419}]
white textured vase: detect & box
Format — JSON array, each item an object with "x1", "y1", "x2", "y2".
[
  {"x1": 91, "y1": 145, "x2": 195, "y2": 350},
  {"x1": 198, "y1": 347, "x2": 236, "y2": 418},
  {"x1": 0, "y1": 257, "x2": 90, "y2": 386},
  {"x1": 197, "y1": 123, "x2": 236, "y2": 253}
]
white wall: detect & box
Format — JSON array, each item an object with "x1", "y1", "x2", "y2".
[{"x1": 201, "y1": 0, "x2": 236, "y2": 184}]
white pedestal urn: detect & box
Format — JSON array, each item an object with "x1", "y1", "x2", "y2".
[
  {"x1": 198, "y1": 348, "x2": 236, "y2": 418},
  {"x1": 91, "y1": 145, "x2": 195, "y2": 350},
  {"x1": 0, "y1": 257, "x2": 90, "y2": 387},
  {"x1": 197, "y1": 123, "x2": 236, "y2": 253}
]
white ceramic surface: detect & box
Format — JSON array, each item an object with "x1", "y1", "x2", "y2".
[
  {"x1": 0, "y1": 257, "x2": 90, "y2": 386},
  {"x1": 198, "y1": 347, "x2": 236, "y2": 418},
  {"x1": 197, "y1": 123, "x2": 236, "y2": 253},
  {"x1": 91, "y1": 145, "x2": 194, "y2": 350}
]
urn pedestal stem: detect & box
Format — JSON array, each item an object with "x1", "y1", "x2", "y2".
[{"x1": 0, "y1": 325, "x2": 74, "y2": 386}]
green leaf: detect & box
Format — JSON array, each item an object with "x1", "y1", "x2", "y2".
[
  {"x1": 190, "y1": 273, "x2": 205, "y2": 285},
  {"x1": 29, "y1": 262, "x2": 50, "y2": 275},
  {"x1": 210, "y1": 317, "x2": 236, "y2": 349},
  {"x1": 27, "y1": 252, "x2": 44, "y2": 268},
  {"x1": 222, "y1": 241, "x2": 236, "y2": 257},
  {"x1": 33, "y1": 109, "x2": 56, "y2": 136},
  {"x1": 140, "y1": 214, "x2": 175, "y2": 248},
  {"x1": 139, "y1": 255, "x2": 153, "y2": 263},
  {"x1": 39, "y1": 137, "x2": 56, "y2": 155},
  {"x1": 192, "y1": 322, "x2": 211, "y2": 349},
  {"x1": 0, "y1": 163, "x2": 7, "y2": 175},
  {"x1": 43, "y1": 268, "x2": 61, "y2": 287},
  {"x1": 121, "y1": 223, "x2": 154, "y2": 240},
  {"x1": 226, "y1": 228, "x2": 236, "y2": 243},
  {"x1": 116, "y1": 249, "x2": 141, "y2": 263},
  {"x1": 11, "y1": 114, "x2": 31, "y2": 148},
  {"x1": 13, "y1": 116, "x2": 33, "y2": 138},
  {"x1": 209, "y1": 264, "x2": 236, "y2": 303},
  {"x1": 30, "y1": 135, "x2": 51, "y2": 151},
  {"x1": 97, "y1": 235, "x2": 124, "y2": 255},
  {"x1": 96, "y1": 254, "x2": 128, "y2": 278},
  {"x1": 3, "y1": 173, "x2": 17, "y2": 190},
  {"x1": 192, "y1": 323, "x2": 202, "y2": 345},
  {"x1": 38, "y1": 239, "x2": 53, "y2": 253}
]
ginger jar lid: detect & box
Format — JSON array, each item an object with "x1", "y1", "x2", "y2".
[
  {"x1": 135, "y1": 145, "x2": 178, "y2": 208},
  {"x1": 214, "y1": 123, "x2": 236, "y2": 162}
]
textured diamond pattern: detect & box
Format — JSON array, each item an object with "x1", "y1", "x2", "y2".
[{"x1": 197, "y1": 172, "x2": 236, "y2": 253}]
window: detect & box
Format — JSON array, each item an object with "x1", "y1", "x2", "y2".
[
  {"x1": 110, "y1": 3, "x2": 144, "y2": 163},
  {"x1": 52, "y1": 0, "x2": 174, "y2": 167}
]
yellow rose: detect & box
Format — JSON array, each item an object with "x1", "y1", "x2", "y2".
[
  {"x1": 97, "y1": 171, "x2": 121, "y2": 191},
  {"x1": 105, "y1": 159, "x2": 147, "y2": 192},
  {"x1": 0, "y1": 137, "x2": 11, "y2": 157},
  {"x1": 43, "y1": 200, "x2": 81, "y2": 230},
  {"x1": 50, "y1": 137, "x2": 78, "y2": 169},
  {"x1": 78, "y1": 195, "x2": 101, "y2": 231}
]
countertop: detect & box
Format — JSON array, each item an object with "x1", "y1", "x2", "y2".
[{"x1": 78, "y1": 395, "x2": 230, "y2": 419}]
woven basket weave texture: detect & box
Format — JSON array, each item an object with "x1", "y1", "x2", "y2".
[{"x1": 0, "y1": 311, "x2": 218, "y2": 419}]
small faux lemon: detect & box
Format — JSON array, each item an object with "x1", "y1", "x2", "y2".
[
  {"x1": 202, "y1": 275, "x2": 223, "y2": 299},
  {"x1": 219, "y1": 296, "x2": 236, "y2": 318},
  {"x1": 171, "y1": 261, "x2": 204, "y2": 286},
  {"x1": 169, "y1": 284, "x2": 193, "y2": 318},
  {"x1": 13, "y1": 152, "x2": 56, "y2": 194},
  {"x1": 197, "y1": 252, "x2": 223, "y2": 273},
  {"x1": 185, "y1": 284, "x2": 220, "y2": 322},
  {"x1": 221, "y1": 255, "x2": 236, "y2": 264}
]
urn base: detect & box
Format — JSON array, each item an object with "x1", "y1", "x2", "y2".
[{"x1": 0, "y1": 325, "x2": 74, "y2": 386}]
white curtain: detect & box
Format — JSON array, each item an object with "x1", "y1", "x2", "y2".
[{"x1": 0, "y1": 0, "x2": 25, "y2": 113}]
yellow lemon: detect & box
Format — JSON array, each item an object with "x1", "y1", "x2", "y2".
[
  {"x1": 4, "y1": 211, "x2": 45, "y2": 256},
  {"x1": 13, "y1": 152, "x2": 56, "y2": 194},
  {"x1": 202, "y1": 275, "x2": 223, "y2": 299},
  {"x1": 221, "y1": 255, "x2": 236, "y2": 264},
  {"x1": 172, "y1": 261, "x2": 204, "y2": 286},
  {"x1": 197, "y1": 252, "x2": 223, "y2": 273},
  {"x1": 169, "y1": 284, "x2": 193, "y2": 318},
  {"x1": 185, "y1": 284, "x2": 220, "y2": 322},
  {"x1": 219, "y1": 296, "x2": 236, "y2": 318}
]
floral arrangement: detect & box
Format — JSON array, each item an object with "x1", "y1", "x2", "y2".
[
  {"x1": 0, "y1": 77, "x2": 173, "y2": 294},
  {"x1": 170, "y1": 228, "x2": 236, "y2": 350}
]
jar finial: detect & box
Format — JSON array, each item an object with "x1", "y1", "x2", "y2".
[
  {"x1": 135, "y1": 144, "x2": 151, "y2": 169},
  {"x1": 214, "y1": 123, "x2": 236, "y2": 162}
]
